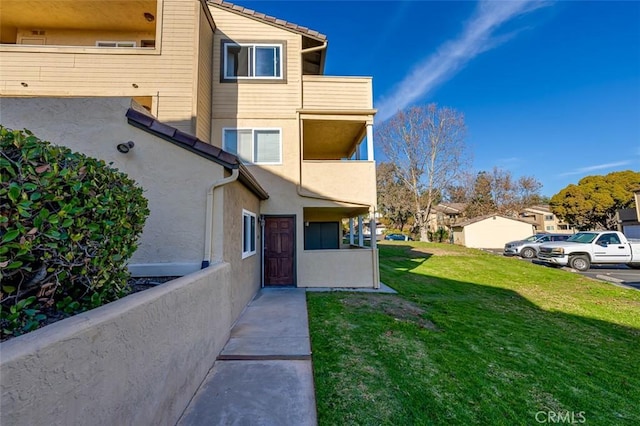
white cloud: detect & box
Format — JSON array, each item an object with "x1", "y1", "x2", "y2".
[
  {"x1": 496, "y1": 157, "x2": 521, "y2": 167},
  {"x1": 375, "y1": 0, "x2": 550, "y2": 122},
  {"x1": 558, "y1": 161, "x2": 633, "y2": 177}
]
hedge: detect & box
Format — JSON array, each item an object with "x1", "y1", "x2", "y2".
[{"x1": 0, "y1": 126, "x2": 149, "y2": 339}]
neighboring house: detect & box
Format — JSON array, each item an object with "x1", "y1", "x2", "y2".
[
  {"x1": 452, "y1": 214, "x2": 535, "y2": 249},
  {"x1": 616, "y1": 190, "x2": 640, "y2": 238},
  {"x1": 520, "y1": 205, "x2": 574, "y2": 234},
  {"x1": 429, "y1": 202, "x2": 467, "y2": 233},
  {"x1": 0, "y1": 0, "x2": 379, "y2": 288}
]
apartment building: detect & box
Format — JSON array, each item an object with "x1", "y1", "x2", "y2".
[
  {"x1": 520, "y1": 205, "x2": 574, "y2": 234},
  {"x1": 0, "y1": 0, "x2": 379, "y2": 288}
]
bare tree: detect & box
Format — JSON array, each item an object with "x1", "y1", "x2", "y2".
[
  {"x1": 464, "y1": 167, "x2": 543, "y2": 217},
  {"x1": 377, "y1": 162, "x2": 414, "y2": 231},
  {"x1": 376, "y1": 104, "x2": 469, "y2": 241}
]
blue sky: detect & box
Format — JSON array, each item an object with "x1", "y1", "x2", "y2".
[{"x1": 241, "y1": 0, "x2": 640, "y2": 197}]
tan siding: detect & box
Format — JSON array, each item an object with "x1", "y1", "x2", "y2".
[
  {"x1": 196, "y1": 8, "x2": 213, "y2": 141},
  {"x1": 209, "y1": 7, "x2": 301, "y2": 119},
  {"x1": 0, "y1": 0, "x2": 199, "y2": 134},
  {"x1": 302, "y1": 76, "x2": 373, "y2": 110},
  {"x1": 301, "y1": 161, "x2": 376, "y2": 206}
]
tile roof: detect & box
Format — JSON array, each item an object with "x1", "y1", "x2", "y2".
[
  {"x1": 207, "y1": 0, "x2": 327, "y2": 41},
  {"x1": 125, "y1": 107, "x2": 268, "y2": 200}
]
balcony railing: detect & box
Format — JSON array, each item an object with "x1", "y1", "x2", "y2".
[
  {"x1": 302, "y1": 75, "x2": 373, "y2": 111},
  {"x1": 299, "y1": 248, "x2": 377, "y2": 288},
  {"x1": 301, "y1": 160, "x2": 376, "y2": 206}
]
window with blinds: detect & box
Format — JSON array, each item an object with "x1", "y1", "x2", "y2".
[{"x1": 223, "y1": 128, "x2": 282, "y2": 164}]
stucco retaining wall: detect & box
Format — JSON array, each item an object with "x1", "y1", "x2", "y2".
[{"x1": 0, "y1": 262, "x2": 252, "y2": 426}]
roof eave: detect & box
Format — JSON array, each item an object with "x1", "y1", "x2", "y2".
[{"x1": 207, "y1": 0, "x2": 327, "y2": 42}]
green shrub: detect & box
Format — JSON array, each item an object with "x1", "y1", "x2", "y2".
[
  {"x1": 428, "y1": 227, "x2": 450, "y2": 243},
  {"x1": 0, "y1": 126, "x2": 149, "y2": 339}
]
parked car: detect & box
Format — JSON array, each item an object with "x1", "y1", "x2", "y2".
[
  {"x1": 503, "y1": 233, "x2": 571, "y2": 259},
  {"x1": 537, "y1": 230, "x2": 640, "y2": 271},
  {"x1": 384, "y1": 233, "x2": 412, "y2": 241}
]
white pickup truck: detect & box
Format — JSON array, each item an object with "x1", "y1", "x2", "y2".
[{"x1": 537, "y1": 230, "x2": 640, "y2": 271}]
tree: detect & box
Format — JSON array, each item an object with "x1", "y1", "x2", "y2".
[
  {"x1": 550, "y1": 170, "x2": 640, "y2": 230},
  {"x1": 376, "y1": 104, "x2": 469, "y2": 241},
  {"x1": 465, "y1": 171, "x2": 496, "y2": 217},
  {"x1": 376, "y1": 162, "x2": 414, "y2": 231},
  {"x1": 463, "y1": 167, "x2": 543, "y2": 218}
]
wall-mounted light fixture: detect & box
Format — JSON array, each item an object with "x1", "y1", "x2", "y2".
[
  {"x1": 144, "y1": 12, "x2": 155, "y2": 22},
  {"x1": 117, "y1": 141, "x2": 135, "y2": 154}
]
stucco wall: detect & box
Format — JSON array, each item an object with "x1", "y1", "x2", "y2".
[
  {"x1": 462, "y1": 216, "x2": 534, "y2": 249},
  {"x1": 0, "y1": 262, "x2": 249, "y2": 426},
  {"x1": 299, "y1": 248, "x2": 377, "y2": 288},
  {"x1": 0, "y1": 96, "x2": 225, "y2": 275},
  {"x1": 223, "y1": 180, "x2": 262, "y2": 319}
]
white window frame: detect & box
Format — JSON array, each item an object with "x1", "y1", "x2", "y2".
[
  {"x1": 96, "y1": 41, "x2": 137, "y2": 48},
  {"x1": 242, "y1": 210, "x2": 257, "y2": 259},
  {"x1": 223, "y1": 128, "x2": 282, "y2": 165},
  {"x1": 223, "y1": 42, "x2": 283, "y2": 80}
]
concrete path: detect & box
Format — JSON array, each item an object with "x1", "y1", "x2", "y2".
[{"x1": 177, "y1": 288, "x2": 316, "y2": 426}]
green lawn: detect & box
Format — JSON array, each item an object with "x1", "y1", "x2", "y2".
[{"x1": 307, "y1": 241, "x2": 640, "y2": 425}]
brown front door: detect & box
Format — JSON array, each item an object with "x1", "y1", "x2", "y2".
[{"x1": 264, "y1": 216, "x2": 295, "y2": 286}]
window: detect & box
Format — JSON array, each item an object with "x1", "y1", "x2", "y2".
[
  {"x1": 546, "y1": 225, "x2": 555, "y2": 231},
  {"x1": 596, "y1": 233, "x2": 621, "y2": 245},
  {"x1": 242, "y1": 210, "x2": 256, "y2": 258},
  {"x1": 96, "y1": 41, "x2": 136, "y2": 48},
  {"x1": 544, "y1": 215, "x2": 555, "y2": 221},
  {"x1": 223, "y1": 128, "x2": 281, "y2": 164},
  {"x1": 304, "y1": 222, "x2": 340, "y2": 250},
  {"x1": 223, "y1": 42, "x2": 282, "y2": 79}
]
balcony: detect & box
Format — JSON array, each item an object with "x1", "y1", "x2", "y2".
[
  {"x1": 301, "y1": 160, "x2": 376, "y2": 206},
  {"x1": 0, "y1": 0, "x2": 158, "y2": 51},
  {"x1": 302, "y1": 75, "x2": 373, "y2": 111}
]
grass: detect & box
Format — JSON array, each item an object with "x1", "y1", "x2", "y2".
[{"x1": 307, "y1": 241, "x2": 640, "y2": 425}]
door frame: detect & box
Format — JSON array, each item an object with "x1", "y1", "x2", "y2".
[{"x1": 261, "y1": 214, "x2": 297, "y2": 287}]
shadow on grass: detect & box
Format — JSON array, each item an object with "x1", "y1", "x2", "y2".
[{"x1": 309, "y1": 242, "x2": 640, "y2": 425}]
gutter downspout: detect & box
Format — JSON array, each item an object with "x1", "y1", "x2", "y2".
[
  {"x1": 300, "y1": 41, "x2": 327, "y2": 54},
  {"x1": 202, "y1": 168, "x2": 240, "y2": 268}
]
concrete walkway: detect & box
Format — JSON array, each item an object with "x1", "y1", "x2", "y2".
[{"x1": 177, "y1": 288, "x2": 316, "y2": 426}]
